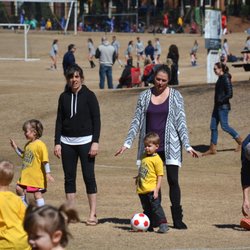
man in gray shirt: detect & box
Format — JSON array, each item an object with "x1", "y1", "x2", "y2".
[{"x1": 95, "y1": 37, "x2": 116, "y2": 89}]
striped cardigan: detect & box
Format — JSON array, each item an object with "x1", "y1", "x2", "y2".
[{"x1": 124, "y1": 87, "x2": 192, "y2": 167}]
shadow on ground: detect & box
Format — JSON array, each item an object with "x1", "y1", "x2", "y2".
[
  {"x1": 214, "y1": 224, "x2": 245, "y2": 231},
  {"x1": 192, "y1": 145, "x2": 235, "y2": 153}
]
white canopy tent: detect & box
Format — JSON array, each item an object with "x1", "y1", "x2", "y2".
[{"x1": 1, "y1": 0, "x2": 78, "y2": 34}]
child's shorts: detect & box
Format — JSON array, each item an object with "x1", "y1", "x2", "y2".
[{"x1": 17, "y1": 184, "x2": 46, "y2": 193}]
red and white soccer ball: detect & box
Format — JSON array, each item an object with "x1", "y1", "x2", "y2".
[{"x1": 130, "y1": 213, "x2": 150, "y2": 232}]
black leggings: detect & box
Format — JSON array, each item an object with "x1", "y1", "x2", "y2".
[
  {"x1": 158, "y1": 151, "x2": 181, "y2": 207},
  {"x1": 61, "y1": 142, "x2": 97, "y2": 194}
]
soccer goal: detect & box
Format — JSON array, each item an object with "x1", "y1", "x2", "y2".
[{"x1": 0, "y1": 23, "x2": 39, "y2": 61}]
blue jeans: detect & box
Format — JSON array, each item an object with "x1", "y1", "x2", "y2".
[
  {"x1": 99, "y1": 64, "x2": 113, "y2": 89},
  {"x1": 210, "y1": 107, "x2": 239, "y2": 145}
]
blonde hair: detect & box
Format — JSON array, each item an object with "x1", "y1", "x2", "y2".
[
  {"x1": 22, "y1": 119, "x2": 43, "y2": 139},
  {"x1": 0, "y1": 160, "x2": 14, "y2": 186},
  {"x1": 24, "y1": 203, "x2": 80, "y2": 248}
]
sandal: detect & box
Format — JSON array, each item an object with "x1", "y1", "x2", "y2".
[{"x1": 86, "y1": 218, "x2": 98, "y2": 226}]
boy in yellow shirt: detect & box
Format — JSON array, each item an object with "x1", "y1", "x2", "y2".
[
  {"x1": 0, "y1": 160, "x2": 30, "y2": 250},
  {"x1": 136, "y1": 132, "x2": 168, "y2": 233}
]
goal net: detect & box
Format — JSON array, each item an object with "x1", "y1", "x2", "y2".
[{"x1": 0, "y1": 23, "x2": 39, "y2": 61}]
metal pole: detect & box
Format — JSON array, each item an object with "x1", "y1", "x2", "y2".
[
  {"x1": 24, "y1": 24, "x2": 27, "y2": 61},
  {"x1": 74, "y1": 0, "x2": 77, "y2": 35}
]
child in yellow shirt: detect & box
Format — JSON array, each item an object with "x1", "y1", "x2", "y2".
[
  {"x1": 10, "y1": 119, "x2": 54, "y2": 207},
  {"x1": 0, "y1": 160, "x2": 31, "y2": 250},
  {"x1": 136, "y1": 132, "x2": 168, "y2": 233}
]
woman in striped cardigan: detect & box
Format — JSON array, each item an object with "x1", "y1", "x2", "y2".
[{"x1": 115, "y1": 64, "x2": 198, "y2": 229}]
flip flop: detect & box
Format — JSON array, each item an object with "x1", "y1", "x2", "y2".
[{"x1": 86, "y1": 219, "x2": 98, "y2": 226}]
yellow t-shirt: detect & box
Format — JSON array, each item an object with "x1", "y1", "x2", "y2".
[
  {"x1": 137, "y1": 153, "x2": 164, "y2": 194},
  {"x1": 18, "y1": 139, "x2": 49, "y2": 188},
  {"x1": 0, "y1": 191, "x2": 31, "y2": 250}
]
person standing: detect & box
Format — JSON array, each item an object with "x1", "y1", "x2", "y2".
[
  {"x1": 125, "y1": 40, "x2": 134, "y2": 62},
  {"x1": 145, "y1": 40, "x2": 155, "y2": 62},
  {"x1": 87, "y1": 38, "x2": 96, "y2": 68},
  {"x1": 221, "y1": 11, "x2": 228, "y2": 35},
  {"x1": 95, "y1": 37, "x2": 116, "y2": 89},
  {"x1": 10, "y1": 119, "x2": 54, "y2": 207},
  {"x1": 167, "y1": 44, "x2": 179, "y2": 85},
  {"x1": 62, "y1": 44, "x2": 76, "y2": 76},
  {"x1": 136, "y1": 132, "x2": 169, "y2": 233},
  {"x1": 154, "y1": 38, "x2": 161, "y2": 64},
  {"x1": 54, "y1": 64, "x2": 100, "y2": 225},
  {"x1": 190, "y1": 40, "x2": 198, "y2": 66},
  {"x1": 202, "y1": 62, "x2": 242, "y2": 156},
  {"x1": 115, "y1": 64, "x2": 199, "y2": 229},
  {"x1": 49, "y1": 39, "x2": 59, "y2": 70},
  {"x1": 135, "y1": 37, "x2": 145, "y2": 62},
  {"x1": 111, "y1": 35, "x2": 123, "y2": 67}
]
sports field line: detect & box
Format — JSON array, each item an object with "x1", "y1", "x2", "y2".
[{"x1": 51, "y1": 163, "x2": 133, "y2": 169}]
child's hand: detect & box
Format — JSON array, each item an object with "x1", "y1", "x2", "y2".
[
  {"x1": 10, "y1": 138, "x2": 17, "y2": 150},
  {"x1": 133, "y1": 175, "x2": 139, "y2": 185},
  {"x1": 46, "y1": 173, "x2": 55, "y2": 182},
  {"x1": 153, "y1": 189, "x2": 159, "y2": 199}
]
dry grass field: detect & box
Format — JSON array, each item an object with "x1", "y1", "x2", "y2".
[{"x1": 0, "y1": 29, "x2": 250, "y2": 249}]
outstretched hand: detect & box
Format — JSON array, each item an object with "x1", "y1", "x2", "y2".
[
  {"x1": 114, "y1": 146, "x2": 127, "y2": 156},
  {"x1": 188, "y1": 148, "x2": 199, "y2": 158}
]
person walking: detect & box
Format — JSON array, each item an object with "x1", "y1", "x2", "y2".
[
  {"x1": 49, "y1": 39, "x2": 59, "y2": 70},
  {"x1": 111, "y1": 35, "x2": 123, "y2": 67},
  {"x1": 167, "y1": 44, "x2": 179, "y2": 85},
  {"x1": 202, "y1": 62, "x2": 242, "y2": 156},
  {"x1": 62, "y1": 44, "x2": 76, "y2": 76},
  {"x1": 115, "y1": 64, "x2": 199, "y2": 229},
  {"x1": 87, "y1": 38, "x2": 96, "y2": 68},
  {"x1": 54, "y1": 64, "x2": 101, "y2": 225},
  {"x1": 95, "y1": 37, "x2": 116, "y2": 89}
]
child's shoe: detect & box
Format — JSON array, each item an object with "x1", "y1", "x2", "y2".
[{"x1": 157, "y1": 223, "x2": 169, "y2": 233}]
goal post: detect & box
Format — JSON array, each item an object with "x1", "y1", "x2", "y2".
[
  {"x1": 0, "y1": 0, "x2": 78, "y2": 35},
  {"x1": 0, "y1": 23, "x2": 39, "y2": 61}
]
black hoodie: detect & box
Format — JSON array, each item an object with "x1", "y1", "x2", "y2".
[{"x1": 55, "y1": 85, "x2": 101, "y2": 145}]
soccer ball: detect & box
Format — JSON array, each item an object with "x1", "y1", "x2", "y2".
[{"x1": 130, "y1": 213, "x2": 150, "y2": 232}]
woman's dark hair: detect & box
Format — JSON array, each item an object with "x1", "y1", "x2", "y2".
[
  {"x1": 168, "y1": 44, "x2": 179, "y2": 58},
  {"x1": 68, "y1": 44, "x2": 75, "y2": 51},
  {"x1": 153, "y1": 64, "x2": 171, "y2": 82},
  {"x1": 215, "y1": 62, "x2": 231, "y2": 79},
  {"x1": 214, "y1": 62, "x2": 229, "y2": 74},
  {"x1": 53, "y1": 39, "x2": 58, "y2": 45},
  {"x1": 88, "y1": 38, "x2": 93, "y2": 43},
  {"x1": 65, "y1": 64, "x2": 84, "y2": 81}
]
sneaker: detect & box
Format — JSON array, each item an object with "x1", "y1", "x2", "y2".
[
  {"x1": 147, "y1": 226, "x2": 154, "y2": 232},
  {"x1": 157, "y1": 223, "x2": 169, "y2": 233}
]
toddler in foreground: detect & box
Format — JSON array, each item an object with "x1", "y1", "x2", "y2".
[
  {"x1": 0, "y1": 160, "x2": 30, "y2": 249},
  {"x1": 136, "y1": 132, "x2": 168, "y2": 233},
  {"x1": 24, "y1": 203, "x2": 80, "y2": 250}
]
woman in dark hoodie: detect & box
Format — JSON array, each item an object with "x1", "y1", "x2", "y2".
[{"x1": 54, "y1": 64, "x2": 101, "y2": 226}]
